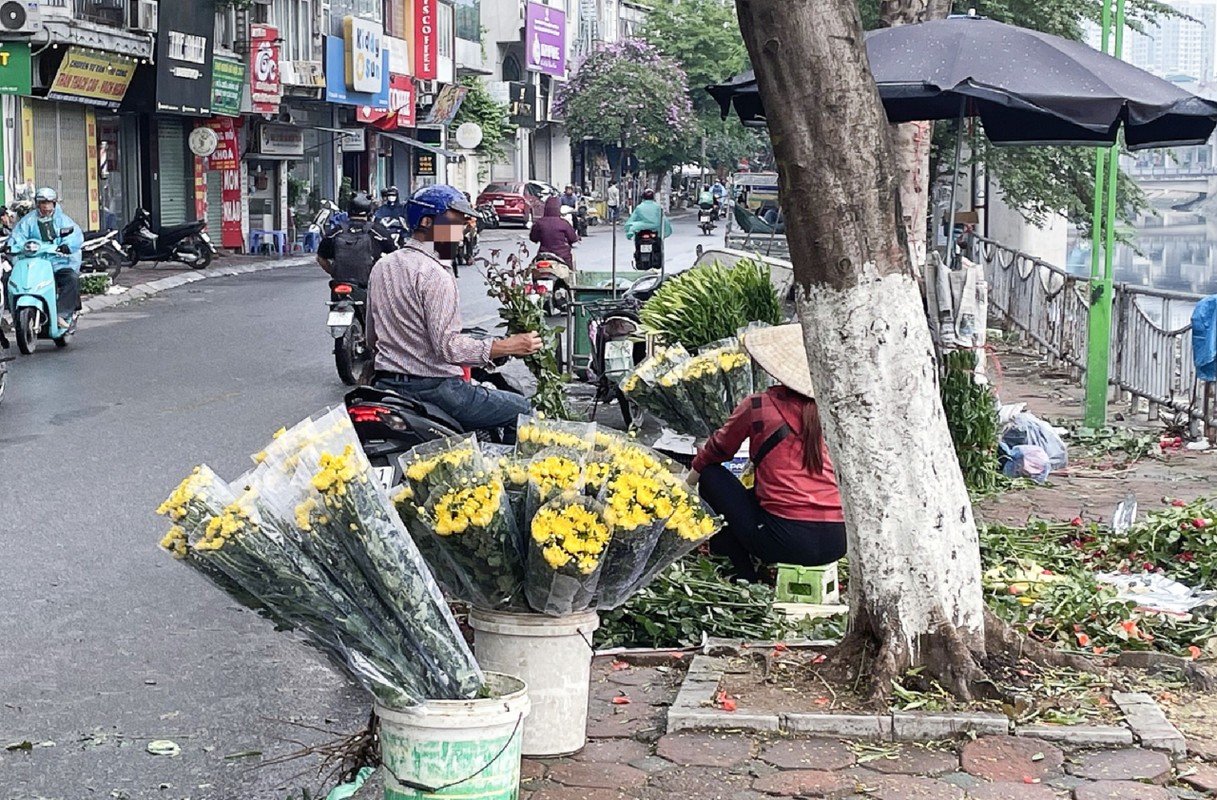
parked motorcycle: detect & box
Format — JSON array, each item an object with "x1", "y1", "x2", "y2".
[
  {"x1": 80, "y1": 229, "x2": 124, "y2": 279},
  {"x1": 530, "y1": 252, "x2": 573, "y2": 316},
  {"x1": 5, "y1": 226, "x2": 78, "y2": 354},
  {"x1": 120, "y1": 208, "x2": 215, "y2": 269},
  {"x1": 476, "y1": 202, "x2": 499, "y2": 230},
  {"x1": 309, "y1": 199, "x2": 347, "y2": 237},
  {"x1": 633, "y1": 228, "x2": 663, "y2": 271},
  {"x1": 574, "y1": 199, "x2": 590, "y2": 237},
  {"x1": 328, "y1": 280, "x2": 369, "y2": 386},
  {"x1": 345, "y1": 328, "x2": 524, "y2": 486},
  {"x1": 0, "y1": 263, "x2": 11, "y2": 404},
  {"x1": 697, "y1": 205, "x2": 716, "y2": 236}
]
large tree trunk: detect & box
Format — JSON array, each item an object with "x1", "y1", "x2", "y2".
[
  {"x1": 735, "y1": 0, "x2": 988, "y2": 700},
  {"x1": 879, "y1": 0, "x2": 953, "y2": 276}
]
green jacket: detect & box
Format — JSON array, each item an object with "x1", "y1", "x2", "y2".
[{"x1": 624, "y1": 200, "x2": 673, "y2": 239}]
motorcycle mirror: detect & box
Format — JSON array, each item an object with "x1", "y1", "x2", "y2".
[{"x1": 59, "y1": 227, "x2": 75, "y2": 237}]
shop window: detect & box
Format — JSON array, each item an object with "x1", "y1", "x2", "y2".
[
  {"x1": 328, "y1": 0, "x2": 381, "y2": 37},
  {"x1": 503, "y1": 53, "x2": 522, "y2": 83},
  {"x1": 76, "y1": 0, "x2": 125, "y2": 27},
  {"x1": 214, "y1": 7, "x2": 237, "y2": 51},
  {"x1": 272, "y1": 0, "x2": 315, "y2": 61},
  {"x1": 455, "y1": 0, "x2": 480, "y2": 44},
  {"x1": 438, "y1": 3, "x2": 454, "y2": 60}
]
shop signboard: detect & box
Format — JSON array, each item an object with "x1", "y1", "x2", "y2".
[
  {"x1": 415, "y1": 0, "x2": 437, "y2": 80},
  {"x1": 325, "y1": 35, "x2": 389, "y2": 108},
  {"x1": 250, "y1": 24, "x2": 282, "y2": 113},
  {"x1": 48, "y1": 48, "x2": 136, "y2": 107},
  {"x1": 0, "y1": 43, "x2": 31, "y2": 95},
  {"x1": 259, "y1": 125, "x2": 305, "y2": 157},
  {"x1": 210, "y1": 56, "x2": 245, "y2": 116},
  {"x1": 356, "y1": 74, "x2": 416, "y2": 128},
  {"x1": 524, "y1": 2, "x2": 567, "y2": 80},
  {"x1": 344, "y1": 16, "x2": 383, "y2": 93},
  {"x1": 508, "y1": 82, "x2": 537, "y2": 128},
  {"x1": 386, "y1": 36, "x2": 409, "y2": 77},
  {"x1": 414, "y1": 149, "x2": 436, "y2": 178},
  {"x1": 425, "y1": 84, "x2": 467, "y2": 127},
  {"x1": 204, "y1": 116, "x2": 243, "y2": 248},
  {"x1": 155, "y1": 0, "x2": 216, "y2": 115},
  {"x1": 339, "y1": 128, "x2": 366, "y2": 153}
]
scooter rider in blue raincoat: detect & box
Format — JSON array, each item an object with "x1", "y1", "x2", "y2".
[
  {"x1": 10, "y1": 187, "x2": 84, "y2": 329},
  {"x1": 373, "y1": 186, "x2": 409, "y2": 227}
]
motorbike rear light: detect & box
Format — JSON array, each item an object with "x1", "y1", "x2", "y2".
[
  {"x1": 349, "y1": 405, "x2": 392, "y2": 423},
  {"x1": 334, "y1": 284, "x2": 354, "y2": 295},
  {"x1": 535, "y1": 261, "x2": 553, "y2": 269}
]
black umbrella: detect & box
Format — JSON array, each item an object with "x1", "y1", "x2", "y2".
[{"x1": 706, "y1": 16, "x2": 1217, "y2": 150}]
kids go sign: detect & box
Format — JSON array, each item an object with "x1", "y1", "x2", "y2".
[{"x1": 344, "y1": 16, "x2": 383, "y2": 94}]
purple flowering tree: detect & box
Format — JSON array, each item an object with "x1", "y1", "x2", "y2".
[{"x1": 554, "y1": 40, "x2": 698, "y2": 174}]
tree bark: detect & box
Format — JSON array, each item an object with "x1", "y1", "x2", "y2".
[
  {"x1": 735, "y1": 0, "x2": 988, "y2": 701},
  {"x1": 879, "y1": 0, "x2": 953, "y2": 275}
]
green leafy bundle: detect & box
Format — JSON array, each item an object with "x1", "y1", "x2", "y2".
[
  {"x1": 640, "y1": 259, "x2": 781, "y2": 350},
  {"x1": 940, "y1": 348, "x2": 999, "y2": 495}
]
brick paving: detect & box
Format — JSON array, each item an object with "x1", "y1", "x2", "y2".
[{"x1": 513, "y1": 658, "x2": 1207, "y2": 800}]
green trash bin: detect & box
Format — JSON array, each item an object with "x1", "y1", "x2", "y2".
[{"x1": 570, "y1": 269, "x2": 646, "y2": 377}]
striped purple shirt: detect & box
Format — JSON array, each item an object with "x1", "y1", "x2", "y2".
[{"x1": 366, "y1": 239, "x2": 493, "y2": 378}]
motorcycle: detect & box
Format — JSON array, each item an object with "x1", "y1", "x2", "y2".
[
  {"x1": 345, "y1": 327, "x2": 524, "y2": 486},
  {"x1": 80, "y1": 229, "x2": 125, "y2": 279},
  {"x1": 529, "y1": 252, "x2": 573, "y2": 316},
  {"x1": 5, "y1": 226, "x2": 78, "y2": 354},
  {"x1": 328, "y1": 280, "x2": 370, "y2": 386},
  {"x1": 697, "y1": 205, "x2": 716, "y2": 236},
  {"x1": 0, "y1": 263, "x2": 11, "y2": 405},
  {"x1": 566, "y1": 199, "x2": 589, "y2": 237},
  {"x1": 476, "y1": 202, "x2": 499, "y2": 230},
  {"x1": 633, "y1": 228, "x2": 663, "y2": 271},
  {"x1": 120, "y1": 208, "x2": 215, "y2": 269}
]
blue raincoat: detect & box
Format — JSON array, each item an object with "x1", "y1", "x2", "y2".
[
  {"x1": 10, "y1": 206, "x2": 84, "y2": 272},
  {"x1": 1192, "y1": 295, "x2": 1217, "y2": 382},
  {"x1": 624, "y1": 199, "x2": 673, "y2": 240}
]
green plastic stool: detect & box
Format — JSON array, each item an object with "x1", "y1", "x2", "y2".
[{"x1": 774, "y1": 562, "x2": 840, "y2": 604}]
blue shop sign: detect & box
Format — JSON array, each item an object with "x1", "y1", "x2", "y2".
[{"x1": 325, "y1": 35, "x2": 388, "y2": 107}]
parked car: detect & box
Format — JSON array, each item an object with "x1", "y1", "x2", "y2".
[{"x1": 475, "y1": 180, "x2": 558, "y2": 228}]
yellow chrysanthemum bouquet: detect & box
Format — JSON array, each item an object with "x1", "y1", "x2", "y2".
[
  {"x1": 619, "y1": 337, "x2": 757, "y2": 437},
  {"x1": 157, "y1": 407, "x2": 483, "y2": 706},
  {"x1": 391, "y1": 418, "x2": 723, "y2": 617}
]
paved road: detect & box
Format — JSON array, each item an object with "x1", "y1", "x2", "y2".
[{"x1": 0, "y1": 211, "x2": 710, "y2": 800}]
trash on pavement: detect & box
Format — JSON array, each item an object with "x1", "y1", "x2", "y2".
[
  {"x1": 1000, "y1": 443, "x2": 1052, "y2": 483},
  {"x1": 1112, "y1": 494, "x2": 1138, "y2": 535},
  {"x1": 999, "y1": 403, "x2": 1068, "y2": 469},
  {"x1": 1096, "y1": 572, "x2": 1217, "y2": 615},
  {"x1": 324, "y1": 766, "x2": 374, "y2": 800}
]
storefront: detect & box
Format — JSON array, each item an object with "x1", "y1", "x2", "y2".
[
  {"x1": 323, "y1": 23, "x2": 389, "y2": 193},
  {"x1": 200, "y1": 54, "x2": 247, "y2": 248},
  {"x1": 247, "y1": 124, "x2": 302, "y2": 233}
]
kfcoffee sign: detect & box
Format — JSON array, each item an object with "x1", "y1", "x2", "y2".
[
  {"x1": 344, "y1": 16, "x2": 383, "y2": 93},
  {"x1": 249, "y1": 24, "x2": 281, "y2": 114},
  {"x1": 414, "y1": 0, "x2": 436, "y2": 80}
]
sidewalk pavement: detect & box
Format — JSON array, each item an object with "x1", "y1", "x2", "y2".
[
  {"x1": 351, "y1": 656, "x2": 1213, "y2": 800},
  {"x1": 83, "y1": 252, "x2": 314, "y2": 314}
]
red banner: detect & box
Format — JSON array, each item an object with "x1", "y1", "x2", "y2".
[
  {"x1": 415, "y1": 0, "x2": 436, "y2": 80},
  {"x1": 250, "y1": 24, "x2": 281, "y2": 114},
  {"x1": 356, "y1": 75, "x2": 416, "y2": 128},
  {"x1": 203, "y1": 117, "x2": 244, "y2": 249}
]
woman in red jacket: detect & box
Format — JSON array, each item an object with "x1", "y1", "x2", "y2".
[{"x1": 690, "y1": 324, "x2": 846, "y2": 582}]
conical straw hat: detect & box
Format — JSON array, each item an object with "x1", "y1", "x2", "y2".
[{"x1": 742, "y1": 324, "x2": 816, "y2": 399}]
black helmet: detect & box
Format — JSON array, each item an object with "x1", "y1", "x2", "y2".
[
  {"x1": 381, "y1": 185, "x2": 399, "y2": 200},
  {"x1": 348, "y1": 192, "x2": 374, "y2": 216}
]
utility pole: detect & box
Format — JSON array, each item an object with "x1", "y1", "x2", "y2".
[
  {"x1": 699, "y1": 135, "x2": 707, "y2": 198},
  {"x1": 1084, "y1": 0, "x2": 1126, "y2": 428}
]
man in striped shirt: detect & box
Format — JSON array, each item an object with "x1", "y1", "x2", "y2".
[{"x1": 367, "y1": 185, "x2": 542, "y2": 438}]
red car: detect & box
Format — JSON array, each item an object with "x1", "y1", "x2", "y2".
[{"x1": 475, "y1": 180, "x2": 558, "y2": 228}]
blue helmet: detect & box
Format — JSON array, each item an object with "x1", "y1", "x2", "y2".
[{"x1": 406, "y1": 184, "x2": 478, "y2": 232}]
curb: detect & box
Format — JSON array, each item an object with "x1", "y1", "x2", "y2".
[
  {"x1": 668, "y1": 654, "x2": 1141, "y2": 747},
  {"x1": 80, "y1": 256, "x2": 313, "y2": 315}
]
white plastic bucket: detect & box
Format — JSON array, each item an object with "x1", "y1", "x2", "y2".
[
  {"x1": 376, "y1": 672, "x2": 530, "y2": 800},
  {"x1": 469, "y1": 608, "x2": 599, "y2": 757}
]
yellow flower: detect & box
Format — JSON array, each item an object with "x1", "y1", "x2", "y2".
[
  {"x1": 159, "y1": 526, "x2": 188, "y2": 555},
  {"x1": 527, "y1": 455, "x2": 583, "y2": 497},
  {"x1": 295, "y1": 497, "x2": 317, "y2": 531},
  {"x1": 531, "y1": 500, "x2": 612, "y2": 575},
  {"x1": 272, "y1": 427, "x2": 288, "y2": 439},
  {"x1": 543, "y1": 544, "x2": 569, "y2": 569},
  {"x1": 392, "y1": 485, "x2": 414, "y2": 504},
  {"x1": 621, "y1": 374, "x2": 639, "y2": 393}
]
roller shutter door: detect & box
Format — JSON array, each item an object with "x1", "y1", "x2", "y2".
[
  {"x1": 156, "y1": 118, "x2": 189, "y2": 227},
  {"x1": 30, "y1": 100, "x2": 89, "y2": 227}
]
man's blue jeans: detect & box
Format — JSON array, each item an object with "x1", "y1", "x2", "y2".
[{"x1": 374, "y1": 374, "x2": 530, "y2": 437}]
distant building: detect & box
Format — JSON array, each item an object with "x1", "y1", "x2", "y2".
[{"x1": 1119, "y1": 2, "x2": 1217, "y2": 80}]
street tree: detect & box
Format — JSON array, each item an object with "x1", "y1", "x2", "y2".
[
  {"x1": 451, "y1": 75, "x2": 516, "y2": 169},
  {"x1": 556, "y1": 40, "x2": 698, "y2": 180},
  {"x1": 734, "y1": 0, "x2": 1085, "y2": 701}
]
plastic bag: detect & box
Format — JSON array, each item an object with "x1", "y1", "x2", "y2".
[
  {"x1": 524, "y1": 493, "x2": 612, "y2": 615},
  {"x1": 1000, "y1": 408, "x2": 1068, "y2": 470},
  {"x1": 1000, "y1": 444, "x2": 1052, "y2": 483},
  {"x1": 399, "y1": 434, "x2": 484, "y2": 501},
  {"x1": 515, "y1": 416, "x2": 597, "y2": 458}
]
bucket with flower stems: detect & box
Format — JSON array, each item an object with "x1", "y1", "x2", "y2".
[{"x1": 394, "y1": 418, "x2": 723, "y2": 758}]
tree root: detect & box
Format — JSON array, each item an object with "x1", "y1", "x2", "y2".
[{"x1": 826, "y1": 606, "x2": 1101, "y2": 708}]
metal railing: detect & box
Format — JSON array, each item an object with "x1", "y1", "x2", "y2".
[{"x1": 973, "y1": 235, "x2": 1215, "y2": 435}]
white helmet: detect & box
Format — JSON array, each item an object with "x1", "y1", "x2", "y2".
[{"x1": 35, "y1": 187, "x2": 58, "y2": 203}]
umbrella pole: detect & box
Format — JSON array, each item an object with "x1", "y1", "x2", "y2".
[
  {"x1": 1084, "y1": 0, "x2": 1125, "y2": 428},
  {"x1": 946, "y1": 97, "x2": 966, "y2": 269}
]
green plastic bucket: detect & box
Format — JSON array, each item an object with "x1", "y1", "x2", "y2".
[{"x1": 376, "y1": 672, "x2": 530, "y2": 800}]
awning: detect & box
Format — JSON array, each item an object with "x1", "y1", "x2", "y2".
[{"x1": 378, "y1": 131, "x2": 462, "y2": 160}]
